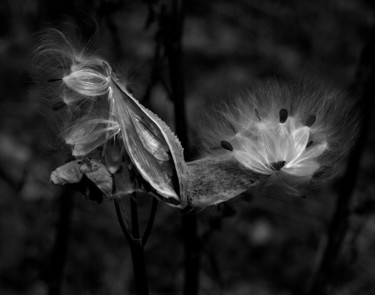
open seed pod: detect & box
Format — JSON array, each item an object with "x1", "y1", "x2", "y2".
[{"x1": 108, "y1": 76, "x2": 188, "y2": 208}]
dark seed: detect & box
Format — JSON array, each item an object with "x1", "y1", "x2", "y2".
[
  {"x1": 306, "y1": 140, "x2": 313, "y2": 148},
  {"x1": 305, "y1": 114, "x2": 316, "y2": 127},
  {"x1": 271, "y1": 160, "x2": 286, "y2": 171},
  {"x1": 255, "y1": 109, "x2": 261, "y2": 121},
  {"x1": 52, "y1": 101, "x2": 66, "y2": 111},
  {"x1": 279, "y1": 109, "x2": 288, "y2": 123},
  {"x1": 221, "y1": 140, "x2": 233, "y2": 151},
  {"x1": 48, "y1": 78, "x2": 62, "y2": 82}
]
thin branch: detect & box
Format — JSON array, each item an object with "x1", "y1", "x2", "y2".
[
  {"x1": 142, "y1": 197, "x2": 158, "y2": 246},
  {"x1": 131, "y1": 193, "x2": 141, "y2": 242},
  {"x1": 158, "y1": 0, "x2": 201, "y2": 294},
  {"x1": 114, "y1": 198, "x2": 133, "y2": 242},
  {"x1": 46, "y1": 186, "x2": 74, "y2": 295},
  {"x1": 129, "y1": 192, "x2": 149, "y2": 295},
  {"x1": 114, "y1": 195, "x2": 149, "y2": 295},
  {"x1": 181, "y1": 210, "x2": 200, "y2": 295},
  {"x1": 307, "y1": 24, "x2": 375, "y2": 295}
]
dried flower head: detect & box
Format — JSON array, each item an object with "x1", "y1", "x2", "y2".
[{"x1": 200, "y1": 80, "x2": 358, "y2": 190}]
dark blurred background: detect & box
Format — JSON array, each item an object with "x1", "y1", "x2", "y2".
[{"x1": 1, "y1": 0, "x2": 375, "y2": 294}]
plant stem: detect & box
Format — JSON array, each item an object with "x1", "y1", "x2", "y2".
[
  {"x1": 114, "y1": 198, "x2": 132, "y2": 242},
  {"x1": 129, "y1": 193, "x2": 149, "y2": 295},
  {"x1": 307, "y1": 25, "x2": 375, "y2": 295},
  {"x1": 114, "y1": 196, "x2": 149, "y2": 295},
  {"x1": 142, "y1": 197, "x2": 158, "y2": 246},
  {"x1": 47, "y1": 186, "x2": 74, "y2": 295},
  {"x1": 159, "y1": 0, "x2": 201, "y2": 293},
  {"x1": 181, "y1": 211, "x2": 200, "y2": 295}
]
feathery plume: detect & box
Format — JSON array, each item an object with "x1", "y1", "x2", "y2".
[
  {"x1": 199, "y1": 80, "x2": 358, "y2": 190},
  {"x1": 33, "y1": 29, "x2": 118, "y2": 156}
]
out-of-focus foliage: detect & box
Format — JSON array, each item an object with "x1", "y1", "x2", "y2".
[{"x1": 0, "y1": 0, "x2": 375, "y2": 294}]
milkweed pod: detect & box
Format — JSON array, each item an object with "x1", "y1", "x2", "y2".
[
  {"x1": 186, "y1": 157, "x2": 268, "y2": 207},
  {"x1": 109, "y1": 77, "x2": 188, "y2": 208}
]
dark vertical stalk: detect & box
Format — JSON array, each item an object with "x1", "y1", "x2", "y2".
[
  {"x1": 114, "y1": 198, "x2": 132, "y2": 241},
  {"x1": 46, "y1": 187, "x2": 74, "y2": 295},
  {"x1": 161, "y1": 1, "x2": 200, "y2": 294},
  {"x1": 129, "y1": 193, "x2": 149, "y2": 295},
  {"x1": 114, "y1": 196, "x2": 149, "y2": 295},
  {"x1": 142, "y1": 198, "x2": 158, "y2": 246},
  {"x1": 181, "y1": 210, "x2": 200, "y2": 295},
  {"x1": 307, "y1": 25, "x2": 375, "y2": 295},
  {"x1": 168, "y1": 0, "x2": 188, "y2": 148}
]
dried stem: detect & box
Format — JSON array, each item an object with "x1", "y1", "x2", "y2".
[
  {"x1": 129, "y1": 193, "x2": 149, "y2": 295},
  {"x1": 307, "y1": 25, "x2": 375, "y2": 295},
  {"x1": 158, "y1": 0, "x2": 200, "y2": 293},
  {"x1": 46, "y1": 186, "x2": 74, "y2": 295},
  {"x1": 114, "y1": 198, "x2": 132, "y2": 242},
  {"x1": 114, "y1": 195, "x2": 149, "y2": 295},
  {"x1": 142, "y1": 197, "x2": 158, "y2": 246}
]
